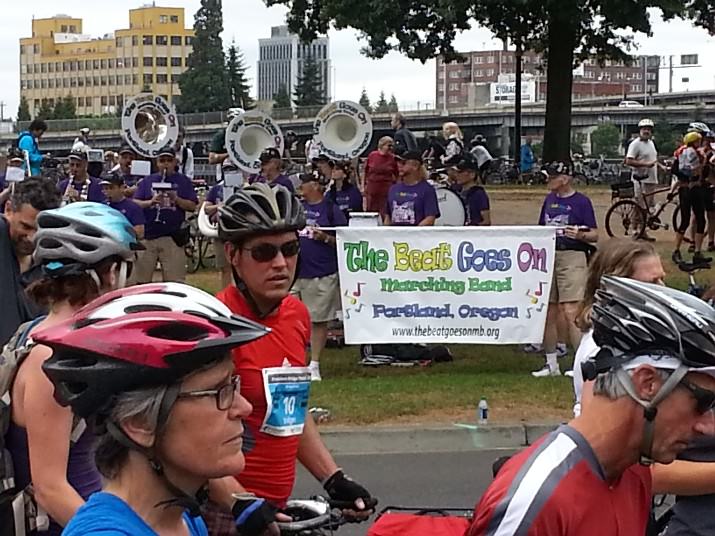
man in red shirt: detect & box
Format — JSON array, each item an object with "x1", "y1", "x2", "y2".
[
  {"x1": 468, "y1": 277, "x2": 715, "y2": 536},
  {"x1": 202, "y1": 183, "x2": 375, "y2": 535},
  {"x1": 363, "y1": 136, "x2": 398, "y2": 215}
]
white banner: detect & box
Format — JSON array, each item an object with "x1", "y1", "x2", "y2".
[{"x1": 336, "y1": 226, "x2": 556, "y2": 344}]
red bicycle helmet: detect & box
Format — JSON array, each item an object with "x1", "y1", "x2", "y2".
[{"x1": 36, "y1": 283, "x2": 269, "y2": 418}]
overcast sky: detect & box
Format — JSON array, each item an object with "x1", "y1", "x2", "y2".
[{"x1": 2, "y1": 1, "x2": 714, "y2": 118}]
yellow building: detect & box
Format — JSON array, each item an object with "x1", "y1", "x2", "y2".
[{"x1": 19, "y1": 6, "x2": 194, "y2": 117}]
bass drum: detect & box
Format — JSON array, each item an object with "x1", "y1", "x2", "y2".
[{"x1": 434, "y1": 186, "x2": 466, "y2": 226}]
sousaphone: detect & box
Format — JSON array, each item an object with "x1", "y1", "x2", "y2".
[
  {"x1": 313, "y1": 101, "x2": 373, "y2": 160},
  {"x1": 121, "y1": 94, "x2": 179, "y2": 158},
  {"x1": 224, "y1": 110, "x2": 284, "y2": 173}
]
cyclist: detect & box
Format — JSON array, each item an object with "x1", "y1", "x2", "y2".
[
  {"x1": 468, "y1": 277, "x2": 715, "y2": 536},
  {"x1": 700, "y1": 130, "x2": 715, "y2": 251},
  {"x1": 673, "y1": 131, "x2": 710, "y2": 265},
  {"x1": 202, "y1": 183, "x2": 375, "y2": 535},
  {"x1": 5, "y1": 202, "x2": 140, "y2": 535},
  {"x1": 626, "y1": 118, "x2": 659, "y2": 240},
  {"x1": 33, "y1": 283, "x2": 270, "y2": 535}
]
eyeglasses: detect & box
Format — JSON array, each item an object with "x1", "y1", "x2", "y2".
[
  {"x1": 177, "y1": 375, "x2": 240, "y2": 411},
  {"x1": 679, "y1": 379, "x2": 715, "y2": 414},
  {"x1": 242, "y1": 239, "x2": 300, "y2": 263}
]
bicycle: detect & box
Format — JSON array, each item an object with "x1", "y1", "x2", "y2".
[
  {"x1": 184, "y1": 214, "x2": 215, "y2": 273},
  {"x1": 604, "y1": 179, "x2": 681, "y2": 238},
  {"x1": 277, "y1": 496, "x2": 377, "y2": 535}
]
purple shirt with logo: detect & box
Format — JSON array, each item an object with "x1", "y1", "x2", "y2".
[
  {"x1": 134, "y1": 171, "x2": 198, "y2": 239},
  {"x1": 386, "y1": 180, "x2": 440, "y2": 226},
  {"x1": 249, "y1": 174, "x2": 295, "y2": 193},
  {"x1": 328, "y1": 183, "x2": 363, "y2": 218},
  {"x1": 538, "y1": 191, "x2": 597, "y2": 249},
  {"x1": 57, "y1": 177, "x2": 106, "y2": 203},
  {"x1": 462, "y1": 186, "x2": 490, "y2": 226},
  {"x1": 298, "y1": 198, "x2": 347, "y2": 279},
  {"x1": 206, "y1": 184, "x2": 223, "y2": 204},
  {"x1": 107, "y1": 198, "x2": 146, "y2": 227}
]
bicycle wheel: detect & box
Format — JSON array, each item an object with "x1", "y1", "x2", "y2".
[
  {"x1": 605, "y1": 199, "x2": 646, "y2": 238},
  {"x1": 671, "y1": 202, "x2": 683, "y2": 234},
  {"x1": 572, "y1": 172, "x2": 589, "y2": 186},
  {"x1": 185, "y1": 217, "x2": 202, "y2": 274}
]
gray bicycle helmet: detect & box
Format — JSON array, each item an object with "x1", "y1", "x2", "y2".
[
  {"x1": 688, "y1": 122, "x2": 711, "y2": 134},
  {"x1": 217, "y1": 183, "x2": 306, "y2": 242},
  {"x1": 34, "y1": 202, "x2": 141, "y2": 273}
]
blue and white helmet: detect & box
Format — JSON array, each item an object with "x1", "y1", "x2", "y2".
[{"x1": 34, "y1": 202, "x2": 141, "y2": 274}]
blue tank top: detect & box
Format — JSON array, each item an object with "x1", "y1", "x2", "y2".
[{"x1": 6, "y1": 419, "x2": 102, "y2": 535}]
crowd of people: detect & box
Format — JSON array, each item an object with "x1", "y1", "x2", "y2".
[{"x1": 3, "y1": 108, "x2": 715, "y2": 536}]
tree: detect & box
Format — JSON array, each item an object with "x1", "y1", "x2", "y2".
[
  {"x1": 52, "y1": 96, "x2": 77, "y2": 120},
  {"x1": 358, "y1": 88, "x2": 372, "y2": 113},
  {"x1": 571, "y1": 131, "x2": 588, "y2": 155},
  {"x1": 265, "y1": 0, "x2": 715, "y2": 160},
  {"x1": 388, "y1": 94, "x2": 399, "y2": 113},
  {"x1": 178, "y1": 0, "x2": 231, "y2": 113},
  {"x1": 17, "y1": 97, "x2": 30, "y2": 122},
  {"x1": 226, "y1": 40, "x2": 254, "y2": 110},
  {"x1": 374, "y1": 91, "x2": 389, "y2": 113},
  {"x1": 591, "y1": 122, "x2": 620, "y2": 157},
  {"x1": 35, "y1": 100, "x2": 54, "y2": 120},
  {"x1": 653, "y1": 121, "x2": 680, "y2": 158},
  {"x1": 293, "y1": 55, "x2": 325, "y2": 109},
  {"x1": 273, "y1": 85, "x2": 292, "y2": 109}
]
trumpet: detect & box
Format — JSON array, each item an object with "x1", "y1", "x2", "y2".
[
  {"x1": 61, "y1": 176, "x2": 89, "y2": 206},
  {"x1": 153, "y1": 169, "x2": 169, "y2": 223}
]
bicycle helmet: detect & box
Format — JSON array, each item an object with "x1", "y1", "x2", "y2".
[
  {"x1": 684, "y1": 131, "x2": 703, "y2": 146},
  {"x1": 217, "y1": 182, "x2": 306, "y2": 242},
  {"x1": 688, "y1": 122, "x2": 710, "y2": 134},
  {"x1": 638, "y1": 118, "x2": 654, "y2": 129},
  {"x1": 34, "y1": 202, "x2": 142, "y2": 277},
  {"x1": 585, "y1": 276, "x2": 715, "y2": 464}
]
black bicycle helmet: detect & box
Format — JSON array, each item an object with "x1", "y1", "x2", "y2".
[{"x1": 217, "y1": 183, "x2": 306, "y2": 242}]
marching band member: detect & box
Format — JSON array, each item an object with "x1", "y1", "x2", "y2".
[
  {"x1": 57, "y1": 150, "x2": 105, "y2": 205},
  {"x1": 110, "y1": 145, "x2": 143, "y2": 198},
  {"x1": 327, "y1": 160, "x2": 363, "y2": 221},
  {"x1": 384, "y1": 150, "x2": 440, "y2": 226},
  {"x1": 452, "y1": 156, "x2": 491, "y2": 226},
  {"x1": 100, "y1": 174, "x2": 145, "y2": 239},
  {"x1": 250, "y1": 147, "x2": 295, "y2": 192}
]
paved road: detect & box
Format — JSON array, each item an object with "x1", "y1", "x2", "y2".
[{"x1": 293, "y1": 449, "x2": 517, "y2": 536}]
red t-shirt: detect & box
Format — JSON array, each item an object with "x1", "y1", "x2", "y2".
[
  {"x1": 466, "y1": 425, "x2": 651, "y2": 536},
  {"x1": 364, "y1": 150, "x2": 398, "y2": 190},
  {"x1": 216, "y1": 286, "x2": 311, "y2": 506}
]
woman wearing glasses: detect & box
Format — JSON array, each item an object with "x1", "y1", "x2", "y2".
[
  {"x1": 363, "y1": 136, "x2": 398, "y2": 216},
  {"x1": 36, "y1": 283, "x2": 269, "y2": 535}
]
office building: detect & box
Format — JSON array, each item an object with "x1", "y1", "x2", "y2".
[
  {"x1": 257, "y1": 25, "x2": 330, "y2": 104},
  {"x1": 19, "y1": 6, "x2": 194, "y2": 117},
  {"x1": 436, "y1": 49, "x2": 661, "y2": 110}
]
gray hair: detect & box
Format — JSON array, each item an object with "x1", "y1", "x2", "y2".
[
  {"x1": 592, "y1": 368, "x2": 672, "y2": 400},
  {"x1": 94, "y1": 385, "x2": 169, "y2": 479}
]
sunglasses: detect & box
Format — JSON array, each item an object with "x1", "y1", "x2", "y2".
[
  {"x1": 177, "y1": 375, "x2": 240, "y2": 411},
  {"x1": 679, "y1": 379, "x2": 715, "y2": 414},
  {"x1": 242, "y1": 239, "x2": 300, "y2": 263}
]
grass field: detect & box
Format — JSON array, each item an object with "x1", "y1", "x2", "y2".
[{"x1": 186, "y1": 185, "x2": 714, "y2": 426}]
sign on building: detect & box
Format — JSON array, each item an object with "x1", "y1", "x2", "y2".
[{"x1": 489, "y1": 80, "x2": 537, "y2": 104}]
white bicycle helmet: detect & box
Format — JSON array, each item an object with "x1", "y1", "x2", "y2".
[{"x1": 638, "y1": 118, "x2": 654, "y2": 129}]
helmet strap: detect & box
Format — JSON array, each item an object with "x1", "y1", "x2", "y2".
[
  {"x1": 116, "y1": 261, "x2": 129, "y2": 290},
  {"x1": 87, "y1": 268, "x2": 101, "y2": 289},
  {"x1": 615, "y1": 365, "x2": 688, "y2": 465}
]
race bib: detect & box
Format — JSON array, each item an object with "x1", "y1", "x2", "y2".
[
  {"x1": 392, "y1": 202, "x2": 416, "y2": 224},
  {"x1": 261, "y1": 366, "x2": 311, "y2": 437}
]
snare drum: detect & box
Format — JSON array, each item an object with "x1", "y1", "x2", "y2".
[{"x1": 434, "y1": 186, "x2": 466, "y2": 226}]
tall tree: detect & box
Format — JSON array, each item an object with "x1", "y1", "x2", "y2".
[
  {"x1": 17, "y1": 97, "x2": 31, "y2": 122},
  {"x1": 374, "y1": 91, "x2": 390, "y2": 113},
  {"x1": 293, "y1": 55, "x2": 325, "y2": 108},
  {"x1": 35, "y1": 100, "x2": 54, "y2": 120},
  {"x1": 178, "y1": 0, "x2": 231, "y2": 113},
  {"x1": 590, "y1": 122, "x2": 620, "y2": 157},
  {"x1": 273, "y1": 85, "x2": 292, "y2": 109},
  {"x1": 226, "y1": 40, "x2": 254, "y2": 110},
  {"x1": 264, "y1": 0, "x2": 715, "y2": 160},
  {"x1": 388, "y1": 94, "x2": 399, "y2": 113},
  {"x1": 359, "y1": 88, "x2": 372, "y2": 113},
  {"x1": 52, "y1": 96, "x2": 76, "y2": 120}
]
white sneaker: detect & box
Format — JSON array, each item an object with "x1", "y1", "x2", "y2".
[
  {"x1": 531, "y1": 366, "x2": 561, "y2": 378},
  {"x1": 523, "y1": 343, "x2": 543, "y2": 353},
  {"x1": 564, "y1": 370, "x2": 574, "y2": 378},
  {"x1": 556, "y1": 343, "x2": 568, "y2": 358},
  {"x1": 309, "y1": 364, "x2": 322, "y2": 382}
]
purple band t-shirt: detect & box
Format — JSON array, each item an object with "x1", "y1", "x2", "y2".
[
  {"x1": 107, "y1": 198, "x2": 146, "y2": 227},
  {"x1": 328, "y1": 184, "x2": 363, "y2": 218},
  {"x1": 249, "y1": 174, "x2": 295, "y2": 193},
  {"x1": 386, "y1": 180, "x2": 440, "y2": 226},
  {"x1": 538, "y1": 191, "x2": 597, "y2": 249},
  {"x1": 57, "y1": 177, "x2": 106, "y2": 203},
  {"x1": 134, "y1": 172, "x2": 198, "y2": 239},
  {"x1": 462, "y1": 186, "x2": 490, "y2": 226},
  {"x1": 298, "y1": 198, "x2": 347, "y2": 279}
]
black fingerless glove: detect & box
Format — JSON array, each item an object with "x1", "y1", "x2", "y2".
[
  {"x1": 232, "y1": 496, "x2": 277, "y2": 536},
  {"x1": 323, "y1": 470, "x2": 376, "y2": 510}
]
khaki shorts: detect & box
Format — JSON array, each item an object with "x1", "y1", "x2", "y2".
[
  {"x1": 292, "y1": 273, "x2": 341, "y2": 323},
  {"x1": 633, "y1": 181, "x2": 659, "y2": 209},
  {"x1": 133, "y1": 235, "x2": 187, "y2": 283},
  {"x1": 549, "y1": 250, "x2": 588, "y2": 304},
  {"x1": 214, "y1": 238, "x2": 227, "y2": 269}
]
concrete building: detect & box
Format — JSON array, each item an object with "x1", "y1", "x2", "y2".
[
  {"x1": 436, "y1": 49, "x2": 660, "y2": 110},
  {"x1": 257, "y1": 26, "x2": 330, "y2": 104},
  {"x1": 19, "y1": 6, "x2": 194, "y2": 117}
]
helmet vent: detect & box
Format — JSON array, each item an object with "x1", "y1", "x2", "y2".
[
  {"x1": 147, "y1": 323, "x2": 209, "y2": 342},
  {"x1": 125, "y1": 304, "x2": 172, "y2": 313}
]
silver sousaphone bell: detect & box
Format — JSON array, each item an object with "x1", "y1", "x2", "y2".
[
  {"x1": 313, "y1": 100, "x2": 373, "y2": 161},
  {"x1": 121, "y1": 94, "x2": 179, "y2": 158}
]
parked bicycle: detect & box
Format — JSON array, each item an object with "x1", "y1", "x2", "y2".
[
  {"x1": 184, "y1": 213, "x2": 214, "y2": 273},
  {"x1": 604, "y1": 179, "x2": 680, "y2": 238}
]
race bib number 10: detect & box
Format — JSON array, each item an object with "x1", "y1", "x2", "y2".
[{"x1": 260, "y1": 366, "x2": 311, "y2": 437}]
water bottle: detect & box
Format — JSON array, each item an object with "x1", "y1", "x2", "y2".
[{"x1": 478, "y1": 398, "x2": 489, "y2": 425}]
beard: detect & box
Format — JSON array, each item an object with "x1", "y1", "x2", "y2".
[{"x1": 14, "y1": 238, "x2": 34, "y2": 257}]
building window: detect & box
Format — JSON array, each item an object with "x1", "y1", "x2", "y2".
[
  {"x1": 109, "y1": 75, "x2": 116, "y2": 85},
  {"x1": 70, "y1": 78, "x2": 77, "y2": 87},
  {"x1": 171, "y1": 57, "x2": 182, "y2": 67},
  {"x1": 19, "y1": 45, "x2": 25, "y2": 55},
  {"x1": 93, "y1": 59, "x2": 99, "y2": 69},
  {"x1": 125, "y1": 74, "x2": 132, "y2": 85},
  {"x1": 48, "y1": 79, "x2": 54, "y2": 88},
  {"x1": 156, "y1": 57, "x2": 168, "y2": 67},
  {"x1": 487, "y1": 56, "x2": 495, "y2": 63},
  {"x1": 631, "y1": 84, "x2": 642, "y2": 92},
  {"x1": 449, "y1": 95, "x2": 459, "y2": 104},
  {"x1": 33, "y1": 44, "x2": 40, "y2": 54},
  {"x1": 143, "y1": 57, "x2": 153, "y2": 67},
  {"x1": 448, "y1": 71, "x2": 460, "y2": 78},
  {"x1": 133, "y1": 74, "x2": 139, "y2": 85},
  {"x1": 681, "y1": 54, "x2": 698, "y2": 65},
  {"x1": 101, "y1": 76, "x2": 108, "y2": 86},
  {"x1": 157, "y1": 74, "x2": 168, "y2": 84},
  {"x1": 144, "y1": 73, "x2": 153, "y2": 84},
  {"x1": 143, "y1": 35, "x2": 153, "y2": 45},
  {"x1": 132, "y1": 35, "x2": 139, "y2": 46},
  {"x1": 156, "y1": 35, "x2": 168, "y2": 46},
  {"x1": 647, "y1": 72, "x2": 656, "y2": 81},
  {"x1": 185, "y1": 36, "x2": 193, "y2": 46},
  {"x1": 86, "y1": 76, "x2": 92, "y2": 87},
  {"x1": 449, "y1": 82, "x2": 460, "y2": 90},
  {"x1": 94, "y1": 76, "x2": 100, "y2": 86},
  {"x1": 170, "y1": 35, "x2": 182, "y2": 46},
  {"x1": 77, "y1": 78, "x2": 83, "y2": 87},
  {"x1": 108, "y1": 59, "x2": 114, "y2": 69},
  {"x1": 474, "y1": 57, "x2": 483, "y2": 64},
  {"x1": 159, "y1": 15, "x2": 168, "y2": 24},
  {"x1": 41, "y1": 79, "x2": 47, "y2": 89},
  {"x1": 615, "y1": 72, "x2": 625, "y2": 80},
  {"x1": 116, "y1": 37, "x2": 122, "y2": 47},
  {"x1": 101, "y1": 96, "x2": 108, "y2": 106},
  {"x1": 20, "y1": 64, "x2": 27, "y2": 75},
  {"x1": 170, "y1": 15, "x2": 179, "y2": 23},
  {"x1": 486, "y1": 69, "x2": 495, "y2": 76},
  {"x1": 475, "y1": 69, "x2": 484, "y2": 78}
]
